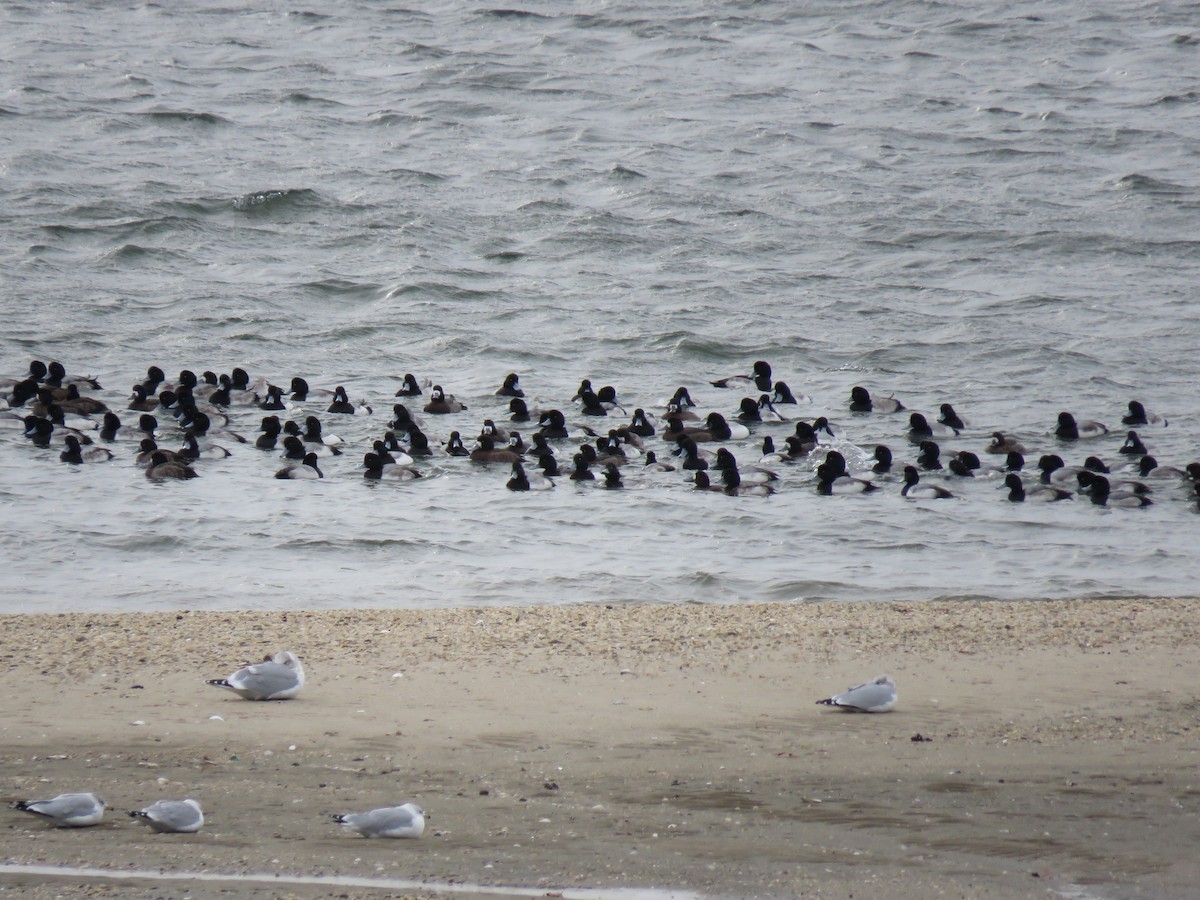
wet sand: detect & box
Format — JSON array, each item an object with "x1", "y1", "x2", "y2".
[{"x1": 1, "y1": 599, "x2": 1199, "y2": 899}]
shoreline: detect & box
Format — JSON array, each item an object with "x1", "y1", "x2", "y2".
[{"x1": 2, "y1": 598, "x2": 1199, "y2": 898}]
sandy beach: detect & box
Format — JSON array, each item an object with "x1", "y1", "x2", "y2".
[{"x1": 1, "y1": 599, "x2": 1198, "y2": 899}]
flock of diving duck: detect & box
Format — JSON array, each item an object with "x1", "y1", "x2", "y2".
[{"x1": 4, "y1": 358, "x2": 1197, "y2": 508}]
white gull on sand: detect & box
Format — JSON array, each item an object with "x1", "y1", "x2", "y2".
[
  {"x1": 206, "y1": 650, "x2": 304, "y2": 700},
  {"x1": 129, "y1": 798, "x2": 204, "y2": 833},
  {"x1": 331, "y1": 802, "x2": 425, "y2": 838},
  {"x1": 10, "y1": 792, "x2": 106, "y2": 827},
  {"x1": 816, "y1": 675, "x2": 897, "y2": 713}
]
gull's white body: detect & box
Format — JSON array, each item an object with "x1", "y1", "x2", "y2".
[
  {"x1": 129, "y1": 798, "x2": 204, "y2": 833},
  {"x1": 333, "y1": 802, "x2": 425, "y2": 839},
  {"x1": 816, "y1": 675, "x2": 897, "y2": 713},
  {"x1": 11, "y1": 791, "x2": 106, "y2": 827},
  {"x1": 207, "y1": 650, "x2": 304, "y2": 700}
]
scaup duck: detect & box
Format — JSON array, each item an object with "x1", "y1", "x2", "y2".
[
  {"x1": 6, "y1": 378, "x2": 39, "y2": 408},
  {"x1": 507, "y1": 460, "x2": 553, "y2": 491},
  {"x1": 673, "y1": 436, "x2": 712, "y2": 470},
  {"x1": 470, "y1": 435, "x2": 521, "y2": 464},
  {"x1": 816, "y1": 462, "x2": 877, "y2": 496},
  {"x1": 598, "y1": 385, "x2": 626, "y2": 413},
  {"x1": 1119, "y1": 431, "x2": 1148, "y2": 456},
  {"x1": 424, "y1": 385, "x2": 466, "y2": 414},
  {"x1": 477, "y1": 419, "x2": 509, "y2": 443},
  {"x1": 45, "y1": 403, "x2": 97, "y2": 433},
  {"x1": 282, "y1": 434, "x2": 340, "y2": 460},
  {"x1": 947, "y1": 457, "x2": 974, "y2": 477},
  {"x1": 916, "y1": 440, "x2": 943, "y2": 470},
  {"x1": 98, "y1": 412, "x2": 121, "y2": 442},
  {"x1": 1122, "y1": 400, "x2": 1167, "y2": 427},
  {"x1": 25, "y1": 416, "x2": 91, "y2": 449},
  {"x1": 275, "y1": 452, "x2": 323, "y2": 479},
  {"x1": 535, "y1": 409, "x2": 571, "y2": 440},
  {"x1": 771, "y1": 381, "x2": 804, "y2": 405},
  {"x1": 569, "y1": 453, "x2": 595, "y2": 481},
  {"x1": 146, "y1": 450, "x2": 198, "y2": 480},
  {"x1": 1135, "y1": 456, "x2": 1186, "y2": 479},
  {"x1": 54, "y1": 385, "x2": 108, "y2": 416},
  {"x1": 389, "y1": 404, "x2": 420, "y2": 434},
  {"x1": 328, "y1": 385, "x2": 371, "y2": 416},
  {"x1": 641, "y1": 450, "x2": 675, "y2": 473},
  {"x1": 256, "y1": 416, "x2": 281, "y2": 450},
  {"x1": 1036, "y1": 454, "x2": 1078, "y2": 484},
  {"x1": 407, "y1": 427, "x2": 434, "y2": 457},
  {"x1": 661, "y1": 388, "x2": 701, "y2": 421},
  {"x1": 372, "y1": 440, "x2": 414, "y2": 466},
  {"x1": 872, "y1": 445, "x2": 893, "y2": 474},
  {"x1": 445, "y1": 431, "x2": 470, "y2": 457},
  {"x1": 524, "y1": 431, "x2": 557, "y2": 459},
  {"x1": 303, "y1": 416, "x2": 343, "y2": 446},
  {"x1": 184, "y1": 411, "x2": 245, "y2": 443},
  {"x1": 986, "y1": 432, "x2": 1025, "y2": 455},
  {"x1": 711, "y1": 360, "x2": 772, "y2": 392},
  {"x1": 626, "y1": 408, "x2": 656, "y2": 438},
  {"x1": 1004, "y1": 473, "x2": 1071, "y2": 502},
  {"x1": 138, "y1": 365, "x2": 167, "y2": 395},
  {"x1": 289, "y1": 376, "x2": 335, "y2": 402},
  {"x1": 908, "y1": 412, "x2": 956, "y2": 441},
  {"x1": 938, "y1": 403, "x2": 967, "y2": 432},
  {"x1": 395, "y1": 373, "x2": 426, "y2": 397},
  {"x1": 756, "y1": 394, "x2": 788, "y2": 422},
  {"x1": 496, "y1": 372, "x2": 524, "y2": 398},
  {"x1": 1056, "y1": 411, "x2": 1108, "y2": 440},
  {"x1": 506, "y1": 431, "x2": 527, "y2": 455},
  {"x1": 601, "y1": 461, "x2": 623, "y2": 489},
  {"x1": 135, "y1": 438, "x2": 173, "y2": 466},
  {"x1": 576, "y1": 388, "x2": 609, "y2": 416},
  {"x1": 128, "y1": 385, "x2": 159, "y2": 412},
  {"x1": 507, "y1": 398, "x2": 532, "y2": 422},
  {"x1": 703, "y1": 412, "x2": 750, "y2": 441},
  {"x1": 180, "y1": 433, "x2": 231, "y2": 460},
  {"x1": 714, "y1": 448, "x2": 777, "y2": 484},
  {"x1": 736, "y1": 397, "x2": 762, "y2": 423},
  {"x1": 719, "y1": 466, "x2": 775, "y2": 496},
  {"x1": 44, "y1": 362, "x2": 101, "y2": 392},
  {"x1": 849, "y1": 386, "x2": 904, "y2": 413},
  {"x1": 1076, "y1": 470, "x2": 1150, "y2": 497},
  {"x1": 759, "y1": 436, "x2": 792, "y2": 465},
  {"x1": 901, "y1": 466, "x2": 953, "y2": 499},
  {"x1": 1084, "y1": 474, "x2": 1152, "y2": 508},
  {"x1": 536, "y1": 453, "x2": 562, "y2": 476},
  {"x1": 59, "y1": 435, "x2": 113, "y2": 464},
  {"x1": 363, "y1": 453, "x2": 422, "y2": 481},
  {"x1": 259, "y1": 384, "x2": 288, "y2": 410}
]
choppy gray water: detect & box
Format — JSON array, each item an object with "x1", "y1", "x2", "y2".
[{"x1": 2, "y1": 1, "x2": 1199, "y2": 613}]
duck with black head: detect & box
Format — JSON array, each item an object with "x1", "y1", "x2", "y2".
[
  {"x1": 496, "y1": 372, "x2": 524, "y2": 398},
  {"x1": 711, "y1": 360, "x2": 772, "y2": 392},
  {"x1": 395, "y1": 373, "x2": 427, "y2": 397},
  {"x1": 901, "y1": 466, "x2": 954, "y2": 499},
  {"x1": 1055, "y1": 411, "x2": 1108, "y2": 440},
  {"x1": 849, "y1": 386, "x2": 904, "y2": 413},
  {"x1": 424, "y1": 385, "x2": 467, "y2": 414},
  {"x1": 1122, "y1": 400, "x2": 1167, "y2": 427}
]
